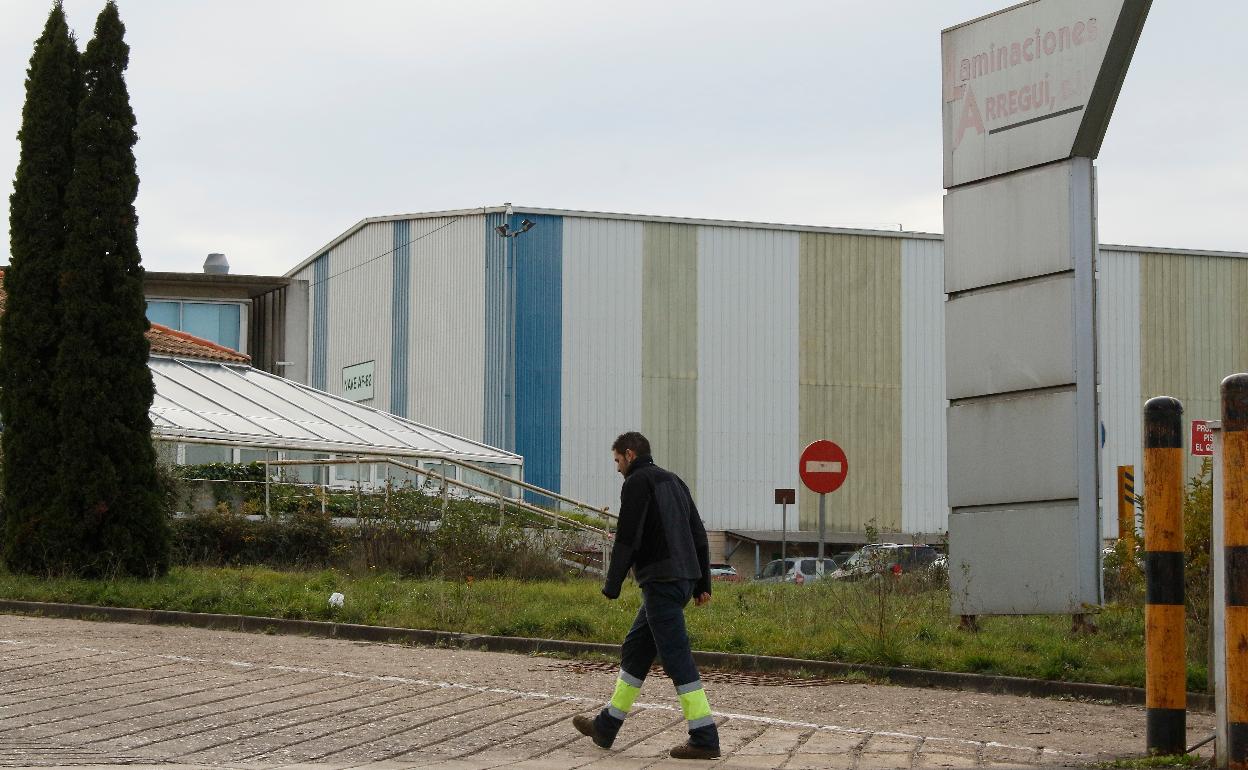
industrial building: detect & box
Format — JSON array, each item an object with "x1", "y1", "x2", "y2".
[
  {"x1": 284, "y1": 205, "x2": 1248, "y2": 563},
  {"x1": 286, "y1": 207, "x2": 948, "y2": 550}
]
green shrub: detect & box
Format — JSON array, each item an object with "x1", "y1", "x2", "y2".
[
  {"x1": 170, "y1": 508, "x2": 346, "y2": 568},
  {"x1": 171, "y1": 463, "x2": 267, "y2": 483},
  {"x1": 167, "y1": 491, "x2": 567, "y2": 581}
]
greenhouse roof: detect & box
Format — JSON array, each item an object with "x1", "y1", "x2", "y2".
[{"x1": 148, "y1": 355, "x2": 521, "y2": 465}]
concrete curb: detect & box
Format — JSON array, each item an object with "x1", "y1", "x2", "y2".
[{"x1": 0, "y1": 599, "x2": 1213, "y2": 713}]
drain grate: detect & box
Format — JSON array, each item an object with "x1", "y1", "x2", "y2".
[{"x1": 538, "y1": 659, "x2": 846, "y2": 688}]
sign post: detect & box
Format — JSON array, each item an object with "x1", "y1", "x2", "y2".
[
  {"x1": 775, "y1": 488, "x2": 796, "y2": 572},
  {"x1": 799, "y1": 441, "x2": 849, "y2": 561},
  {"x1": 1116, "y1": 464, "x2": 1135, "y2": 552},
  {"x1": 942, "y1": 0, "x2": 1150, "y2": 616}
]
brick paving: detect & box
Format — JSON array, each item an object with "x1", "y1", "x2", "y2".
[{"x1": 0, "y1": 614, "x2": 1216, "y2": 768}]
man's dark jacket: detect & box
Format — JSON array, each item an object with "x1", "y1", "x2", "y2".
[{"x1": 602, "y1": 456, "x2": 711, "y2": 599}]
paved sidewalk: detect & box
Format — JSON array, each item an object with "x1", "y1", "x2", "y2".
[{"x1": 0, "y1": 614, "x2": 1214, "y2": 768}]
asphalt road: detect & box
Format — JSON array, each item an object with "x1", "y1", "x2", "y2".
[{"x1": 0, "y1": 614, "x2": 1216, "y2": 769}]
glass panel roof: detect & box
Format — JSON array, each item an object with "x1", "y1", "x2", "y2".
[{"x1": 148, "y1": 357, "x2": 520, "y2": 465}]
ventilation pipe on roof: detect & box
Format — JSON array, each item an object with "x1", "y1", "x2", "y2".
[{"x1": 203, "y1": 253, "x2": 230, "y2": 274}]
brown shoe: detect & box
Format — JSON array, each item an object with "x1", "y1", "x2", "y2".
[
  {"x1": 669, "y1": 740, "x2": 720, "y2": 760},
  {"x1": 572, "y1": 714, "x2": 613, "y2": 749}
]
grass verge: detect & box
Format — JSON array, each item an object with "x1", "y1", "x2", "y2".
[{"x1": 0, "y1": 565, "x2": 1198, "y2": 691}]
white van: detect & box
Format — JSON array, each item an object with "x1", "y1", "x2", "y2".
[{"x1": 755, "y1": 557, "x2": 839, "y2": 583}]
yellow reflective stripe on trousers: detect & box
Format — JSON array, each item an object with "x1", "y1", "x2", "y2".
[
  {"x1": 610, "y1": 677, "x2": 641, "y2": 715},
  {"x1": 678, "y1": 686, "x2": 711, "y2": 722}
]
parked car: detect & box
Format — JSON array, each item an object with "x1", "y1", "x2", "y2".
[
  {"x1": 829, "y1": 543, "x2": 940, "y2": 580},
  {"x1": 755, "y1": 557, "x2": 839, "y2": 584},
  {"x1": 708, "y1": 563, "x2": 740, "y2": 582},
  {"x1": 831, "y1": 550, "x2": 857, "y2": 568}
]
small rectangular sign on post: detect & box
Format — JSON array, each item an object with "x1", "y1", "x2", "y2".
[
  {"x1": 774, "y1": 488, "x2": 795, "y2": 505},
  {"x1": 1192, "y1": 420, "x2": 1214, "y2": 456}
]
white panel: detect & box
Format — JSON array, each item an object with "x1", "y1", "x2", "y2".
[
  {"x1": 1096, "y1": 250, "x2": 1141, "y2": 537},
  {"x1": 323, "y1": 222, "x2": 393, "y2": 411},
  {"x1": 405, "y1": 215, "x2": 487, "y2": 441},
  {"x1": 947, "y1": 389, "x2": 1079, "y2": 507},
  {"x1": 949, "y1": 504, "x2": 1085, "y2": 614},
  {"x1": 946, "y1": 273, "x2": 1075, "y2": 399},
  {"x1": 559, "y1": 217, "x2": 643, "y2": 512},
  {"x1": 944, "y1": 161, "x2": 1078, "y2": 293},
  {"x1": 941, "y1": 0, "x2": 1143, "y2": 187},
  {"x1": 901, "y1": 239, "x2": 949, "y2": 535},
  {"x1": 696, "y1": 226, "x2": 800, "y2": 531}
]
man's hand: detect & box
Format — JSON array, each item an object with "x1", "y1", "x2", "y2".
[{"x1": 694, "y1": 592, "x2": 711, "y2": 606}]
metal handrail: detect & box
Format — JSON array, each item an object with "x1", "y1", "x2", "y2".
[
  {"x1": 400, "y1": 453, "x2": 615, "y2": 520},
  {"x1": 261, "y1": 454, "x2": 617, "y2": 521},
  {"x1": 254, "y1": 456, "x2": 614, "y2": 575}
]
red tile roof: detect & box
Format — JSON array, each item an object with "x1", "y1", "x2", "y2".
[
  {"x1": 0, "y1": 270, "x2": 251, "y2": 364},
  {"x1": 145, "y1": 324, "x2": 250, "y2": 363},
  {"x1": 144, "y1": 321, "x2": 249, "y2": 364}
]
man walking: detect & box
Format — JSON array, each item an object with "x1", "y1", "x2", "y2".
[{"x1": 572, "y1": 432, "x2": 720, "y2": 760}]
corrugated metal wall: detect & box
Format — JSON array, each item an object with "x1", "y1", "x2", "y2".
[
  {"x1": 514, "y1": 214, "x2": 564, "y2": 500},
  {"x1": 321, "y1": 222, "x2": 393, "y2": 409},
  {"x1": 559, "y1": 217, "x2": 644, "y2": 511},
  {"x1": 900, "y1": 238, "x2": 947, "y2": 535},
  {"x1": 483, "y1": 213, "x2": 507, "y2": 449},
  {"x1": 294, "y1": 214, "x2": 950, "y2": 536},
  {"x1": 390, "y1": 220, "x2": 411, "y2": 417},
  {"x1": 798, "y1": 233, "x2": 903, "y2": 533},
  {"x1": 696, "y1": 226, "x2": 800, "y2": 530},
  {"x1": 311, "y1": 253, "x2": 329, "y2": 391},
  {"x1": 1097, "y1": 248, "x2": 1141, "y2": 537},
  {"x1": 402, "y1": 214, "x2": 487, "y2": 441},
  {"x1": 293, "y1": 210, "x2": 1248, "y2": 543},
  {"x1": 1140, "y1": 251, "x2": 1248, "y2": 480},
  {"x1": 642, "y1": 223, "x2": 700, "y2": 496}
]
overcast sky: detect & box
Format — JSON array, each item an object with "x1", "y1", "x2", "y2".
[{"x1": 1, "y1": 1, "x2": 1243, "y2": 276}]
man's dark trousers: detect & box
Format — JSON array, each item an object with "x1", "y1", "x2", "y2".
[{"x1": 593, "y1": 579, "x2": 718, "y2": 748}]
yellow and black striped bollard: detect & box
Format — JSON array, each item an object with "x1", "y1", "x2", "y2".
[
  {"x1": 1222, "y1": 374, "x2": 1248, "y2": 769},
  {"x1": 1143, "y1": 396, "x2": 1185, "y2": 756}
]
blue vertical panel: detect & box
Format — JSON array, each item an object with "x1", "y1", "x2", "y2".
[
  {"x1": 311, "y1": 253, "x2": 329, "y2": 391},
  {"x1": 483, "y1": 213, "x2": 508, "y2": 448},
  {"x1": 514, "y1": 214, "x2": 563, "y2": 502},
  {"x1": 390, "y1": 220, "x2": 411, "y2": 417}
]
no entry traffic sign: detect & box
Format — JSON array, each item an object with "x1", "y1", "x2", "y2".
[{"x1": 799, "y1": 440, "x2": 848, "y2": 494}]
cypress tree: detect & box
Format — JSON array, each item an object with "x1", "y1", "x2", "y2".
[
  {"x1": 2, "y1": 4, "x2": 81, "y2": 573},
  {"x1": 55, "y1": 1, "x2": 168, "y2": 577}
]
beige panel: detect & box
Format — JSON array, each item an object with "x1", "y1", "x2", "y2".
[
  {"x1": 642, "y1": 223, "x2": 698, "y2": 494},
  {"x1": 798, "y1": 233, "x2": 902, "y2": 533},
  {"x1": 1141, "y1": 253, "x2": 1248, "y2": 479}
]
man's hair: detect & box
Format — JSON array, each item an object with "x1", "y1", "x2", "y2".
[{"x1": 612, "y1": 431, "x2": 651, "y2": 457}]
